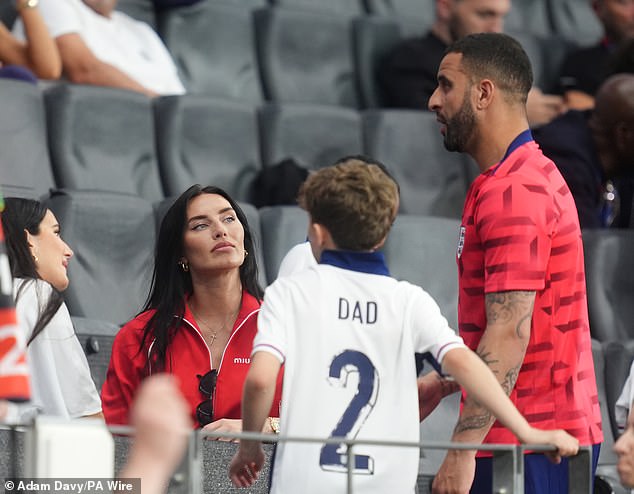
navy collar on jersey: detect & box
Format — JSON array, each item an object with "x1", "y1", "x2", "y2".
[
  {"x1": 319, "y1": 250, "x2": 390, "y2": 276},
  {"x1": 489, "y1": 129, "x2": 533, "y2": 175}
]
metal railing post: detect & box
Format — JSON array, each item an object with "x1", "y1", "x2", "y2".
[
  {"x1": 568, "y1": 445, "x2": 592, "y2": 494},
  {"x1": 347, "y1": 443, "x2": 355, "y2": 494},
  {"x1": 186, "y1": 431, "x2": 202, "y2": 494},
  {"x1": 493, "y1": 446, "x2": 522, "y2": 494}
]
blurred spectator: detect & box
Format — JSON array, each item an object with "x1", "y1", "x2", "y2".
[
  {"x1": 534, "y1": 74, "x2": 634, "y2": 228},
  {"x1": 0, "y1": 195, "x2": 30, "y2": 422},
  {"x1": 12, "y1": 0, "x2": 185, "y2": 97},
  {"x1": 118, "y1": 375, "x2": 191, "y2": 494},
  {"x1": 377, "y1": 0, "x2": 566, "y2": 127},
  {"x1": 558, "y1": 0, "x2": 634, "y2": 110},
  {"x1": 0, "y1": 0, "x2": 61, "y2": 82},
  {"x1": 1, "y1": 198, "x2": 102, "y2": 423}
]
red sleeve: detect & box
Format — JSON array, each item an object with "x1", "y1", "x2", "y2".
[
  {"x1": 101, "y1": 319, "x2": 148, "y2": 425},
  {"x1": 475, "y1": 177, "x2": 555, "y2": 293}
]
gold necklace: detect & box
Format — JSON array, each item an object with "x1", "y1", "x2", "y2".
[{"x1": 190, "y1": 305, "x2": 240, "y2": 348}]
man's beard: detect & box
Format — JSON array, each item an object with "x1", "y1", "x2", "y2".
[{"x1": 443, "y1": 96, "x2": 476, "y2": 153}]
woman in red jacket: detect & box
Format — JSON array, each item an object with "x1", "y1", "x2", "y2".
[{"x1": 102, "y1": 185, "x2": 282, "y2": 436}]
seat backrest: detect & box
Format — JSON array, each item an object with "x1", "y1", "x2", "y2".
[
  {"x1": 352, "y1": 16, "x2": 402, "y2": 108},
  {"x1": 254, "y1": 7, "x2": 359, "y2": 108},
  {"x1": 153, "y1": 95, "x2": 261, "y2": 202},
  {"x1": 583, "y1": 228, "x2": 634, "y2": 342},
  {"x1": 382, "y1": 214, "x2": 460, "y2": 330},
  {"x1": 0, "y1": 79, "x2": 55, "y2": 199},
  {"x1": 270, "y1": 0, "x2": 363, "y2": 16},
  {"x1": 71, "y1": 316, "x2": 120, "y2": 393},
  {"x1": 603, "y1": 340, "x2": 634, "y2": 441},
  {"x1": 363, "y1": 0, "x2": 435, "y2": 30},
  {"x1": 116, "y1": 0, "x2": 157, "y2": 28},
  {"x1": 592, "y1": 339, "x2": 618, "y2": 467},
  {"x1": 258, "y1": 205, "x2": 309, "y2": 284},
  {"x1": 505, "y1": 0, "x2": 552, "y2": 37},
  {"x1": 44, "y1": 84, "x2": 163, "y2": 201},
  {"x1": 547, "y1": 0, "x2": 603, "y2": 46},
  {"x1": 0, "y1": 2, "x2": 16, "y2": 29},
  {"x1": 45, "y1": 190, "x2": 155, "y2": 326},
  {"x1": 158, "y1": 2, "x2": 263, "y2": 102},
  {"x1": 362, "y1": 109, "x2": 474, "y2": 218},
  {"x1": 258, "y1": 103, "x2": 363, "y2": 170}
]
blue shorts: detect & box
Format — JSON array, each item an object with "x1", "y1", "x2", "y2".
[{"x1": 470, "y1": 444, "x2": 601, "y2": 494}]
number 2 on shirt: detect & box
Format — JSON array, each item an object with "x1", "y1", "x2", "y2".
[{"x1": 319, "y1": 350, "x2": 379, "y2": 474}]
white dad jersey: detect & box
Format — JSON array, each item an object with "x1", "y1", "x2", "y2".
[{"x1": 253, "y1": 250, "x2": 464, "y2": 494}]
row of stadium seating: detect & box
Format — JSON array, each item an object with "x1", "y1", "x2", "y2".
[
  {"x1": 0, "y1": 78, "x2": 477, "y2": 218},
  {"x1": 129, "y1": 2, "x2": 586, "y2": 106}
]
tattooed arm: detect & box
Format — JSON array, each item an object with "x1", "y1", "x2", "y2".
[{"x1": 432, "y1": 290, "x2": 535, "y2": 494}]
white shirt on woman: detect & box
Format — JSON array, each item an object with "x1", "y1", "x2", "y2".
[{"x1": 7, "y1": 278, "x2": 101, "y2": 423}]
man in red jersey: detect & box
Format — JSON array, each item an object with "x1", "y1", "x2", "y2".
[{"x1": 428, "y1": 33, "x2": 603, "y2": 493}]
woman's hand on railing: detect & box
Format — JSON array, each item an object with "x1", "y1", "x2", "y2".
[
  {"x1": 202, "y1": 418, "x2": 243, "y2": 442},
  {"x1": 520, "y1": 427, "x2": 580, "y2": 464}
]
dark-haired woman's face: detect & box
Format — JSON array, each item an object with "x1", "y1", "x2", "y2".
[
  {"x1": 26, "y1": 210, "x2": 74, "y2": 291},
  {"x1": 181, "y1": 194, "x2": 246, "y2": 276}
]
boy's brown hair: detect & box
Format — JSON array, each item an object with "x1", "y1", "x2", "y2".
[{"x1": 297, "y1": 156, "x2": 399, "y2": 251}]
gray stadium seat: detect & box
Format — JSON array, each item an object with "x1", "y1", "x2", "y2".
[
  {"x1": 45, "y1": 190, "x2": 155, "y2": 326},
  {"x1": 583, "y1": 228, "x2": 634, "y2": 342},
  {"x1": 269, "y1": 0, "x2": 363, "y2": 16},
  {"x1": 116, "y1": 0, "x2": 157, "y2": 28},
  {"x1": 505, "y1": 0, "x2": 552, "y2": 38},
  {"x1": 153, "y1": 95, "x2": 262, "y2": 202},
  {"x1": 363, "y1": 0, "x2": 435, "y2": 32},
  {"x1": 258, "y1": 205, "x2": 309, "y2": 284},
  {"x1": 548, "y1": 0, "x2": 603, "y2": 46},
  {"x1": 0, "y1": 427, "x2": 24, "y2": 479},
  {"x1": 593, "y1": 339, "x2": 629, "y2": 494},
  {"x1": 158, "y1": 2, "x2": 263, "y2": 102},
  {"x1": 352, "y1": 16, "x2": 402, "y2": 108},
  {"x1": 382, "y1": 214, "x2": 460, "y2": 330},
  {"x1": 72, "y1": 316, "x2": 120, "y2": 393},
  {"x1": 258, "y1": 103, "x2": 363, "y2": 170},
  {"x1": 362, "y1": 109, "x2": 476, "y2": 217},
  {"x1": 0, "y1": 2, "x2": 16, "y2": 29},
  {"x1": 0, "y1": 79, "x2": 55, "y2": 199},
  {"x1": 44, "y1": 84, "x2": 163, "y2": 202},
  {"x1": 254, "y1": 7, "x2": 359, "y2": 108}
]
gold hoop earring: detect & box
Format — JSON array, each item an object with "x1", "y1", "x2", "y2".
[
  {"x1": 32, "y1": 254, "x2": 39, "y2": 263},
  {"x1": 178, "y1": 260, "x2": 189, "y2": 272}
]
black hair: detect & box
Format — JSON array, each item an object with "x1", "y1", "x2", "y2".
[
  {"x1": 447, "y1": 33, "x2": 533, "y2": 104},
  {"x1": 139, "y1": 185, "x2": 263, "y2": 371},
  {"x1": 1, "y1": 198, "x2": 64, "y2": 345}
]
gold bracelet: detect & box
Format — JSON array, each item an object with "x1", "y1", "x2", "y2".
[
  {"x1": 268, "y1": 416, "x2": 280, "y2": 434},
  {"x1": 16, "y1": 0, "x2": 39, "y2": 11}
]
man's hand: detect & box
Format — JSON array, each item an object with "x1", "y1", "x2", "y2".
[
  {"x1": 527, "y1": 87, "x2": 566, "y2": 128},
  {"x1": 432, "y1": 449, "x2": 476, "y2": 494},
  {"x1": 418, "y1": 372, "x2": 460, "y2": 421},
  {"x1": 202, "y1": 418, "x2": 243, "y2": 442}
]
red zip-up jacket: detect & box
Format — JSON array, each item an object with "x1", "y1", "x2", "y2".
[{"x1": 101, "y1": 290, "x2": 282, "y2": 426}]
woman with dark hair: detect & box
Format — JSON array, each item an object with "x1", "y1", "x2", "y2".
[
  {"x1": 1, "y1": 197, "x2": 102, "y2": 422},
  {"x1": 102, "y1": 185, "x2": 283, "y2": 435}
]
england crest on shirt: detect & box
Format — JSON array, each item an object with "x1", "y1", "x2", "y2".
[{"x1": 457, "y1": 226, "x2": 466, "y2": 258}]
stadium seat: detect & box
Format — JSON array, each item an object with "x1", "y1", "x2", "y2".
[
  {"x1": 258, "y1": 103, "x2": 363, "y2": 170},
  {"x1": 547, "y1": 0, "x2": 603, "y2": 46},
  {"x1": 269, "y1": 0, "x2": 363, "y2": 16},
  {"x1": 0, "y1": 428, "x2": 25, "y2": 479},
  {"x1": 258, "y1": 205, "x2": 309, "y2": 284},
  {"x1": 44, "y1": 84, "x2": 163, "y2": 202},
  {"x1": 352, "y1": 16, "x2": 402, "y2": 108},
  {"x1": 45, "y1": 189, "x2": 155, "y2": 326},
  {"x1": 583, "y1": 228, "x2": 634, "y2": 342},
  {"x1": 382, "y1": 214, "x2": 460, "y2": 330},
  {"x1": 72, "y1": 316, "x2": 121, "y2": 393},
  {"x1": 593, "y1": 339, "x2": 630, "y2": 494},
  {"x1": 505, "y1": 0, "x2": 552, "y2": 38},
  {"x1": 0, "y1": 79, "x2": 55, "y2": 199},
  {"x1": 153, "y1": 95, "x2": 262, "y2": 202},
  {"x1": 116, "y1": 0, "x2": 157, "y2": 28},
  {"x1": 0, "y1": 2, "x2": 16, "y2": 29},
  {"x1": 362, "y1": 109, "x2": 476, "y2": 217},
  {"x1": 363, "y1": 0, "x2": 435, "y2": 32},
  {"x1": 158, "y1": 2, "x2": 263, "y2": 102},
  {"x1": 254, "y1": 7, "x2": 360, "y2": 108}
]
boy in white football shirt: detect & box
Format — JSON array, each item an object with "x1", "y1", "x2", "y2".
[{"x1": 229, "y1": 157, "x2": 578, "y2": 493}]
